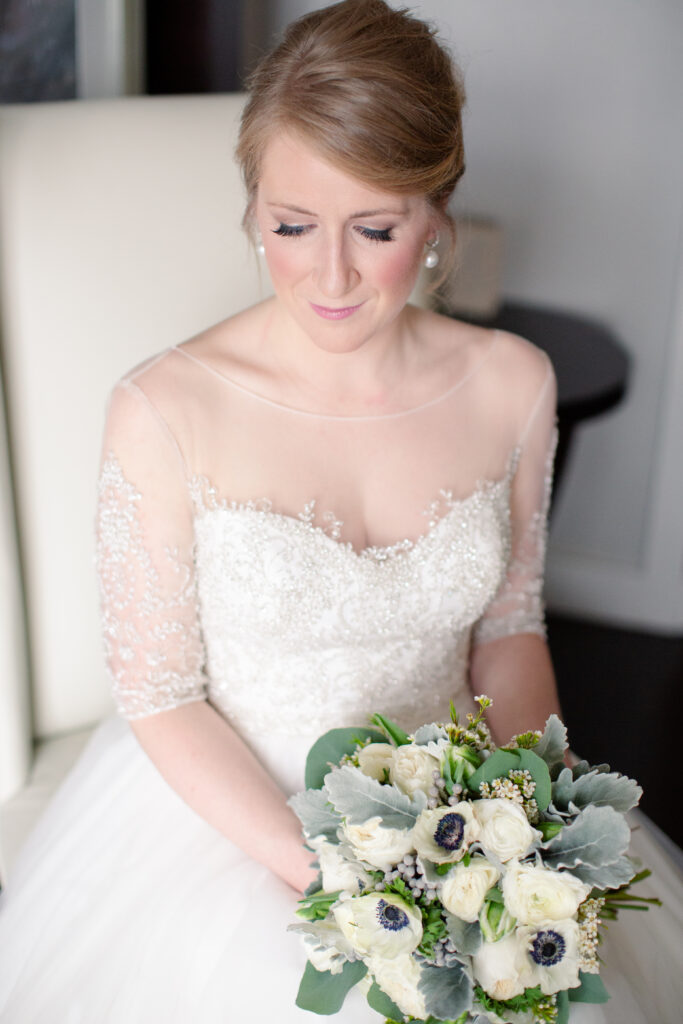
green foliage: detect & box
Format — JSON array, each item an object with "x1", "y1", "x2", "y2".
[
  {"x1": 466, "y1": 750, "x2": 520, "y2": 795},
  {"x1": 534, "y1": 715, "x2": 568, "y2": 767},
  {"x1": 556, "y1": 989, "x2": 570, "y2": 1024},
  {"x1": 304, "y1": 726, "x2": 386, "y2": 789},
  {"x1": 295, "y1": 889, "x2": 342, "y2": 922},
  {"x1": 419, "y1": 961, "x2": 473, "y2": 1021},
  {"x1": 367, "y1": 981, "x2": 403, "y2": 1019},
  {"x1": 597, "y1": 869, "x2": 662, "y2": 920},
  {"x1": 418, "y1": 903, "x2": 448, "y2": 958},
  {"x1": 552, "y1": 765, "x2": 642, "y2": 815},
  {"x1": 295, "y1": 959, "x2": 367, "y2": 1014},
  {"x1": 325, "y1": 764, "x2": 426, "y2": 828},
  {"x1": 475, "y1": 984, "x2": 558, "y2": 1023},
  {"x1": 541, "y1": 805, "x2": 634, "y2": 888},
  {"x1": 514, "y1": 749, "x2": 552, "y2": 811},
  {"x1": 538, "y1": 820, "x2": 564, "y2": 840},
  {"x1": 288, "y1": 788, "x2": 343, "y2": 843},
  {"x1": 371, "y1": 713, "x2": 411, "y2": 747},
  {"x1": 384, "y1": 877, "x2": 416, "y2": 905},
  {"x1": 568, "y1": 971, "x2": 610, "y2": 1004}
]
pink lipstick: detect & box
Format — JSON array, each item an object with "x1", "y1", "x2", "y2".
[{"x1": 309, "y1": 302, "x2": 363, "y2": 321}]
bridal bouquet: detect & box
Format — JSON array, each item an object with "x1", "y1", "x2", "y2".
[{"x1": 289, "y1": 698, "x2": 656, "y2": 1024}]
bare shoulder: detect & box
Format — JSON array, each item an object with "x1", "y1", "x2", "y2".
[{"x1": 174, "y1": 299, "x2": 273, "y2": 382}]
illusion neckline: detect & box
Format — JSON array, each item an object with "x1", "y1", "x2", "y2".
[
  {"x1": 188, "y1": 448, "x2": 519, "y2": 560},
  {"x1": 172, "y1": 330, "x2": 500, "y2": 422}
]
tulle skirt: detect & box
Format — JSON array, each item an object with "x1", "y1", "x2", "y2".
[{"x1": 0, "y1": 716, "x2": 680, "y2": 1023}]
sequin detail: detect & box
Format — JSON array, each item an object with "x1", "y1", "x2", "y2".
[{"x1": 96, "y1": 455, "x2": 207, "y2": 718}]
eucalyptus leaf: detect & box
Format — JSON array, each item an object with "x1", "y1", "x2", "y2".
[
  {"x1": 367, "y1": 981, "x2": 404, "y2": 1019},
  {"x1": 541, "y1": 805, "x2": 631, "y2": 878},
  {"x1": 418, "y1": 961, "x2": 473, "y2": 1020},
  {"x1": 305, "y1": 727, "x2": 386, "y2": 790},
  {"x1": 295, "y1": 959, "x2": 367, "y2": 1015},
  {"x1": 414, "y1": 723, "x2": 448, "y2": 745},
  {"x1": 552, "y1": 766, "x2": 642, "y2": 815},
  {"x1": 288, "y1": 788, "x2": 342, "y2": 842},
  {"x1": 555, "y1": 989, "x2": 570, "y2": 1024},
  {"x1": 514, "y1": 749, "x2": 552, "y2": 811},
  {"x1": 466, "y1": 750, "x2": 520, "y2": 796},
  {"x1": 569, "y1": 971, "x2": 610, "y2": 1004},
  {"x1": 325, "y1": 764, "x2": 426, "y2": 828},
  {"x1": 444, "y1": 911, "x2": 482, "y2": 955},
  {"x1": 534, "y1": 715, "x2": 568, "y2": 766}
]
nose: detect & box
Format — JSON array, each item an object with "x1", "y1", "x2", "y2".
[{"x1": 315, "y1": 233, "x2": 359, "y2": 299}]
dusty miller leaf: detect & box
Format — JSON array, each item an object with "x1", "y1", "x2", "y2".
[
  {"x1": 413, "y1": 723, "x2": 448, "y2": 745},
  {"x1": 541, "y1": 804, "x2": 631, "y2": 874},
  {"x1": 566, "y1": 855, "x2": 636, "y2": 889},
  {"x1": 534, "y1": 715, "x2": 568, "y2": 766},
  {"x1": 288, "y1": 788, "x2": 342, "y2": 842},
  {"x1": 324, "y1": 764, "x2": 426, "y2": 829},
  {"x1": 418, "y1": 960, "x2": 473, "y2": 1020},
  {"x1": 444, "y1": 911, "x2": 482, "y2": 955},
  {"x1": 552, "y1": 766, "x2": 641, "y2": 814}
]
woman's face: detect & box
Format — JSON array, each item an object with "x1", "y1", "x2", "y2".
[{"x1": 254, "y1": 132, "x2": 437, "y2": 354}]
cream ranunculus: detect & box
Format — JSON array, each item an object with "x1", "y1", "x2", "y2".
[
  {"x1": 440, "y1": 855, "x2": 500, "y2": 922},
  {"x1": 342, "y1": 817, "x2": 414, "y2": 872},
  {"x1": 389, "y1": 743, "x2": 441, "y2": 797},
  {"x1": 502, "y1": 861, "x2": 591, "y2": 925},
  {"x1": 357, "y1": 743, "x2": 395, "y2": 782},
  {"x1": 333, "y1": 893, "x2": 423, "y2": 959},
  {"x1": 367, "y1": 953, "x2": 426, "y2": 1018},
  {"x1": 412, "y1": 803, "x2": 480, "y2": 864},
  {"x1": 472, "y1": 931, "x2": 533, "y2": 1001},
  {"x1": 473, "y1": 799, "x2": 541, "y2": 862},
  {"x1": 518, "y1": 919, "x2": 581, "y2": 994},
  {"x1": 317, "y1": 841, "x2": 374, "y2": 896}
]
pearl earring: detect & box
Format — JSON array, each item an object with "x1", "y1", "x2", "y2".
[
  {"x1": 424, "y1": 236, "x2": 439, "y2": 269},
  {"x1": 256, "y1": 232, "x2": 265, "y2": 256}
]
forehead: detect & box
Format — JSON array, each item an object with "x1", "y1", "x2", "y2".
[{"x1": 257, "y1": 132, "x2": 426, "y2": 216}]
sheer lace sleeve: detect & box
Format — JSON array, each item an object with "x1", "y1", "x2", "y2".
[
  {"x1": 472, "y1": 353, "x2": 558, "y2": 646},
  {"x1": 95, "y1": 379, "x2": 208, "y2": 719}
]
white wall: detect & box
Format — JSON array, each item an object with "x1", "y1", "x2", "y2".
[{"x1": 273, "y1": 0, "x2": 683, "y2": 632}]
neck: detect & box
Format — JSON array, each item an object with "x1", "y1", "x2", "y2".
[{"x1": 259, "y1": 299, "x2": 419, "y2": 415}]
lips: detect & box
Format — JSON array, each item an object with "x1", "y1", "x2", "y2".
[{"x1": 309, "y1": 301, "x2": 364, "y2": 321}]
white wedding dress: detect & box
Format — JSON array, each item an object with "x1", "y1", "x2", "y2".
[{"x1": 0, "y1": 326, "x2": 680, "y2": 1023}]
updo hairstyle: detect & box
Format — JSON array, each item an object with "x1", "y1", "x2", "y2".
[{"x1": 236, "y1": 0, "x2": 466, "y2": 260}]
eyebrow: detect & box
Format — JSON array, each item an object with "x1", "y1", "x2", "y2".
[{"x1": 266, "y1": 202, "x2": 409, "y2": 218}]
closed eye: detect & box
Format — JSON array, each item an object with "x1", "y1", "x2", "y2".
[
  {"x1": 356, "y1": 226, "x2": 394, "y2": 243},
  {"x1": 272, "y1": 222, "x2": 311, "y2": 238}
]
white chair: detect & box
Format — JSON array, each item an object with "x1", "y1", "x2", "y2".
[{"x1": 0, "y1": 94, "x2": 272, "y2": 880}]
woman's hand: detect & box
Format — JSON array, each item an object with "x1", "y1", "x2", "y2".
[{"x1": 130, "y1": 700, "x2": 318, "y2": 893}]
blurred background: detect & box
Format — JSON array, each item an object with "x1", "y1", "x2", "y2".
[{"x1": 0, "y1": 0, "x2": 681, "y2": 849}]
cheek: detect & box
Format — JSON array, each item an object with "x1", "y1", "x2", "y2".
[
  {"x1": 264, "y1": 243, "x2": 308, "y2": 285},
  {"x1": 373, "y1": 243, "x2": 423, "y2": 293}
]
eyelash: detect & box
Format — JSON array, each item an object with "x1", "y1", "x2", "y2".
[{"x1": 272, "y1": 223, "x2": 394, "y2": 243}]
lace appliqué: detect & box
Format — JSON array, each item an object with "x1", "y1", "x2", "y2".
[
  {"x1": 96, "y1": 454, "x2": 207, "y2": 718},
  {"x1": 473, "y1": 426, "x2": 558, "y2": 646}
]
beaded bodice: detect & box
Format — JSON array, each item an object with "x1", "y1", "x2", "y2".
[{"x1": 95, "y1": 330, "x2": 556, "y2": 741}]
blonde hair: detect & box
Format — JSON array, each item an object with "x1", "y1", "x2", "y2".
[{"x1": 236, "y1": 0, "x2": 466, "y2": 257}]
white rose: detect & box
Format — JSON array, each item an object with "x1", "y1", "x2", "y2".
[
  {"x1": 342, "y1": 816, "x2": 414, "y2": 872},
  {"x1": 440, "y1": 855, "x2": 500, "y2": 922},
  {"x1": 357, "y1": 743, "x2": 395, "y2": 782},
  {"x1": 473, "y1": 799, "x2": 541, "y2": 862},
  {"x1": 472, "y1": 931, "x2": 533, "y2": 1001},
  {"x1": 368, "y1": 953, "x2": 426, "y2": 1018},
  {"x1": 517, "y1": 919, "x2": 581, "y2": 994},
  {"x1": 502, "y1": 861, "x2": 591, "y2": 926},
  {"x1": 333, "y1": 893, "x2": 423, "y2": 959},
  {"x1": 317, "y1": 842, "x2": 373, "y2": 895},
  {"x1": 390, "y1": 744, "x2": 440, "y2": 797},
  {"x1": 412, "y1": 803, "x2": 480, "y2": 864}
]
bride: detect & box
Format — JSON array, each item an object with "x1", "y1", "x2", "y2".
[{"x1": 0, "y1": 2, "x2": 679, "y2": 1021}]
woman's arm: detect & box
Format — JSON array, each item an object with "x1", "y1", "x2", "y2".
[
  {"x1": 468, "y1": 631, "x2": 562, "y2": 744},
  {"x1": 131, "y1": 702, "x2": 317, "y2": 892}
]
